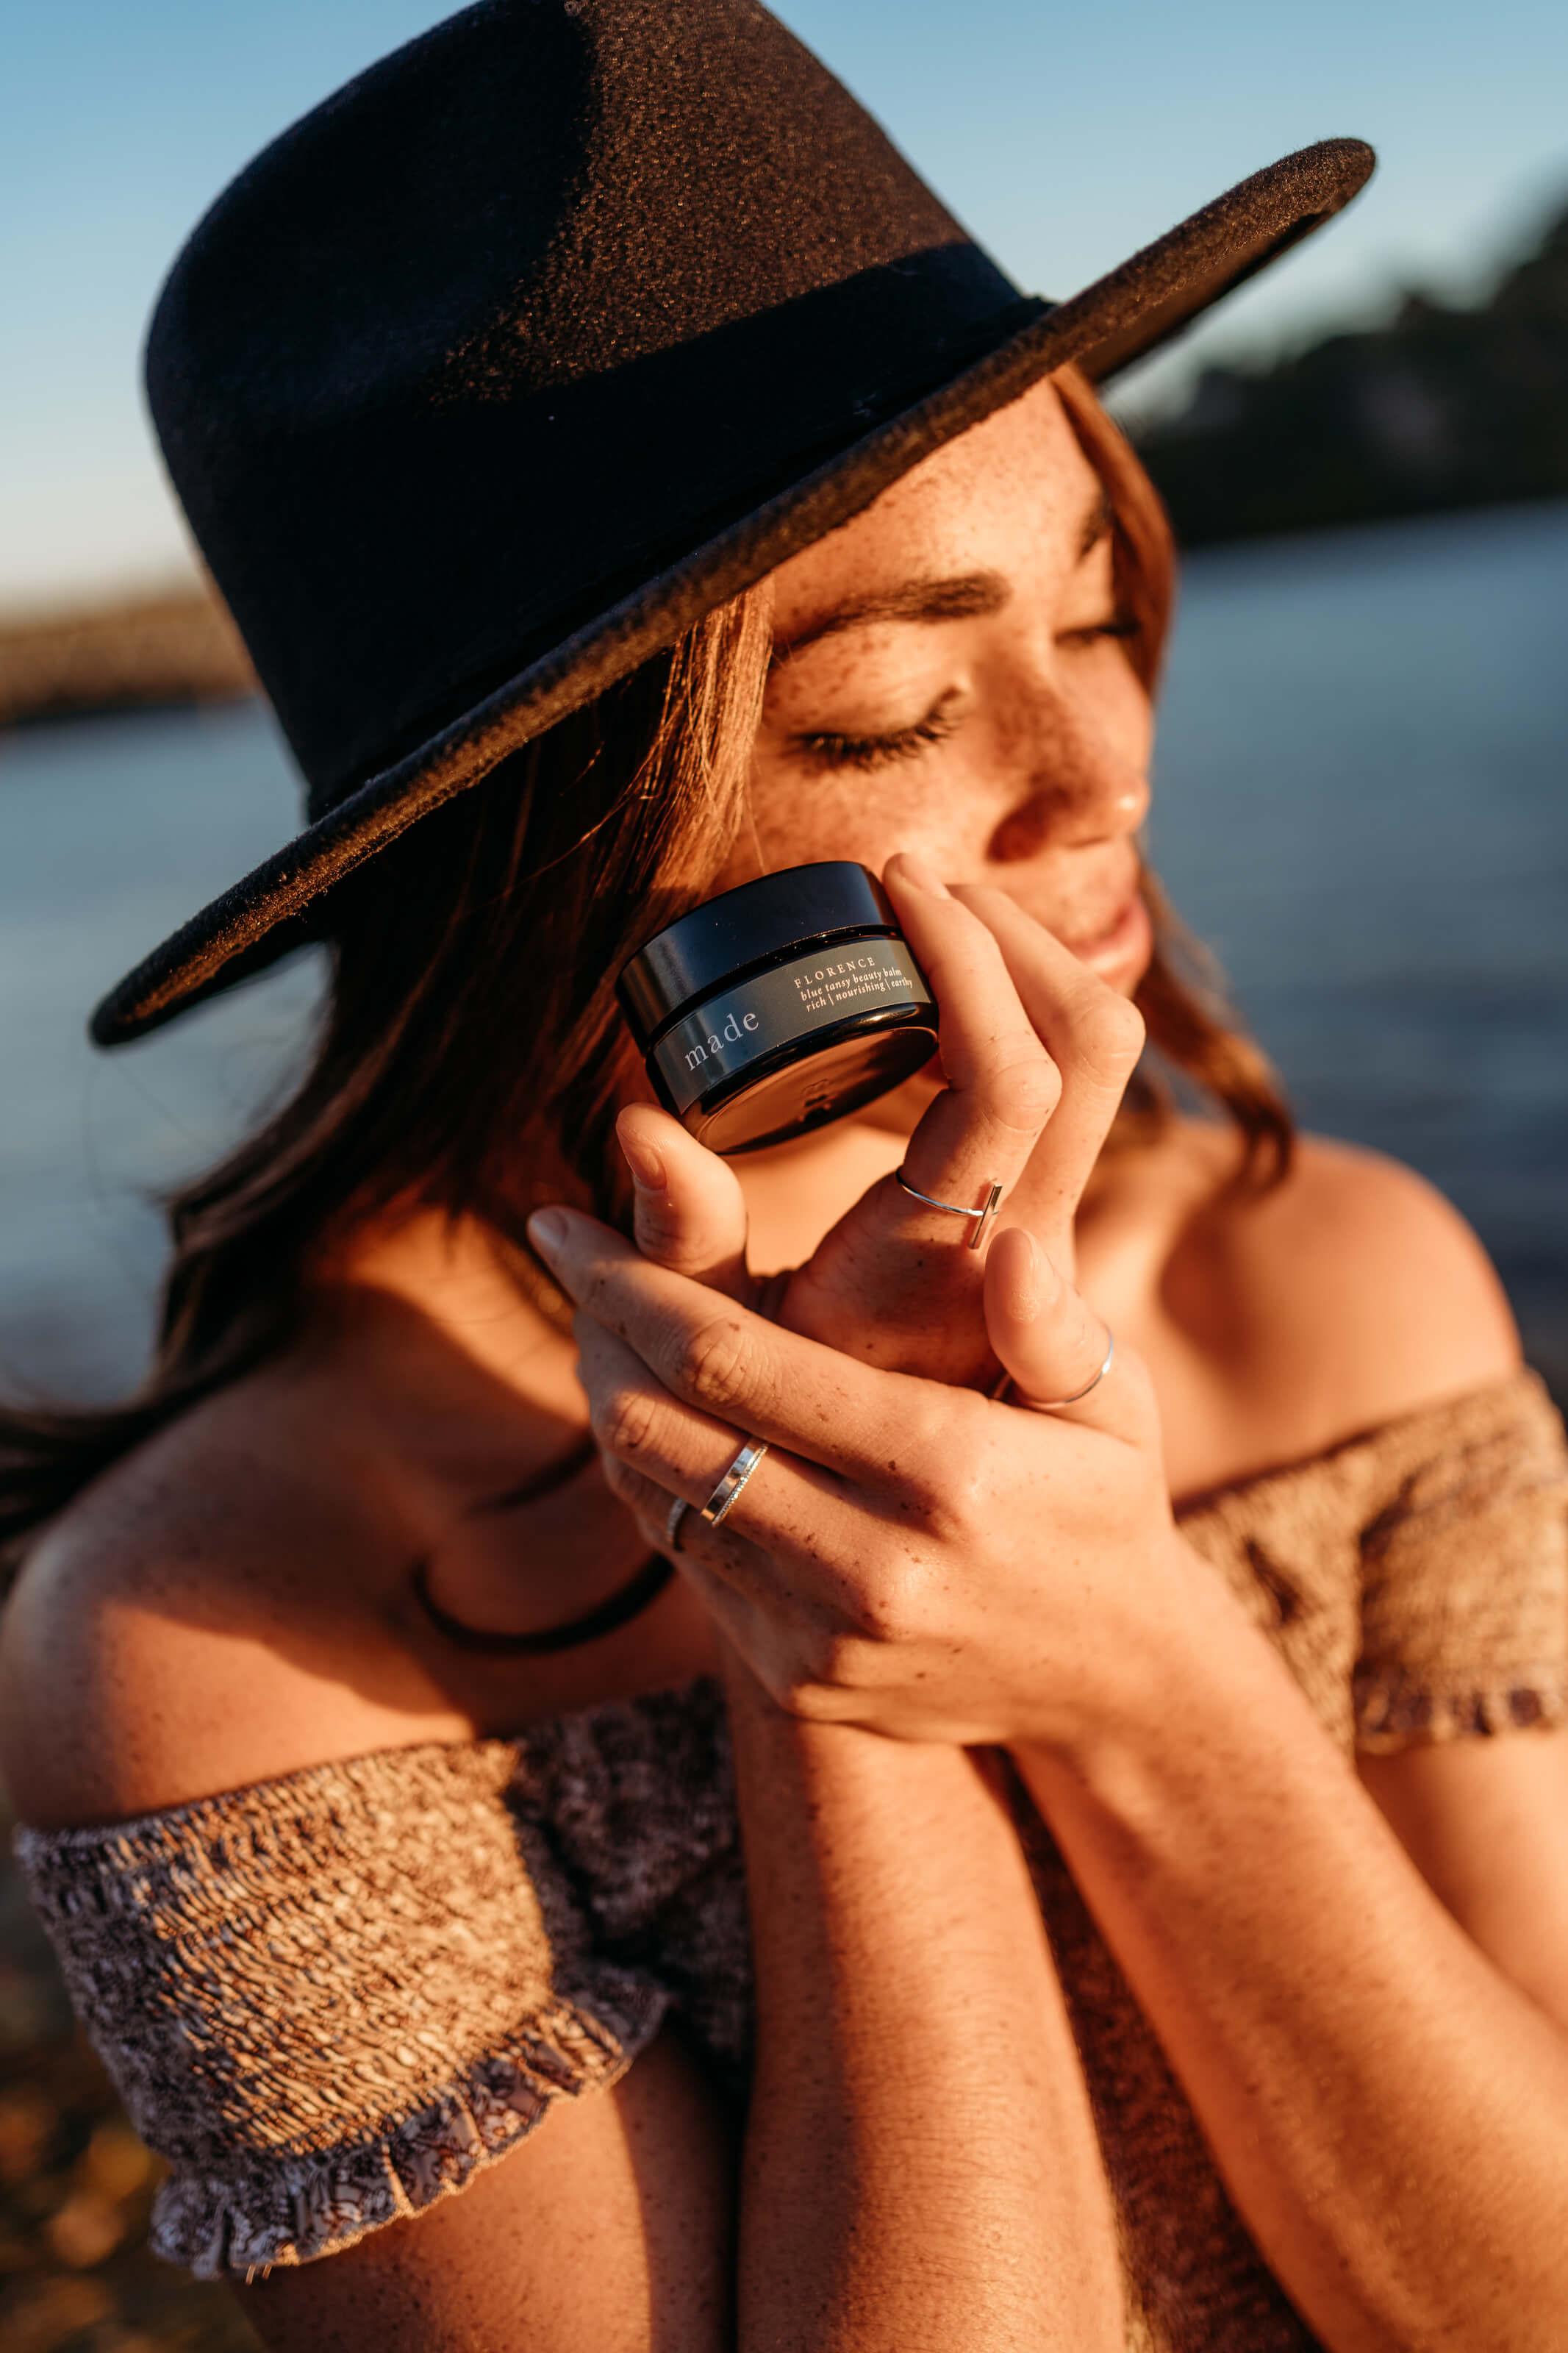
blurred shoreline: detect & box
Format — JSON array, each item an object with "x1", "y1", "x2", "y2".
[
  {"x1": 0, "y1": 591, "x2": 254, "y2": 732},
  {"x1": 5, "y1": 180, "x2": 1567, "y2": 737}
]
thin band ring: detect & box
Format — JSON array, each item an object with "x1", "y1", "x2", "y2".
[
  {"x1": 894, "y1": 1167, "x2": 1004, "y2": 1251},
  {"x1": 663, "y1": 1493, "x2": 691, "y2": 1554},
  {"x1": 700, "y1": 1438, "x2": 770, "y2": 1528},
  {"x1": 1023, "y1": 1326, "x2": 1115, "y2": 1413}
]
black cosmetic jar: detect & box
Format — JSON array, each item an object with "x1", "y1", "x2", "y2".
[{"x1": 617, "y1": 862, "x2": 939, "y2": 1154}]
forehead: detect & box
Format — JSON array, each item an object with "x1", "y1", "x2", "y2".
[{"x1": 767, "y1": 376, "x2": 1100, "y2": 629}]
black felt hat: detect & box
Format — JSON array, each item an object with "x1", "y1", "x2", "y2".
[{"x1": 93, "y1": 0, "x2": 1373, "y2": 1046}]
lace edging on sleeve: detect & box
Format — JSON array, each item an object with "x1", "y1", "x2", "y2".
[{"x1": 14, "y1": 1740, "x2": 673, "y2": 2277}]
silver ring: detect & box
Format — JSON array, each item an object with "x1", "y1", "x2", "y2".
[
  {"x1": 894, "y1": 1167, "x2": 1004, "y2": 1251},
  {"x1": 663, "y1": 1494, "x2": 691, "y2": 1554},
  {"x1": 1025, "y1": 1327, "x2": 1115, "y2": 1413},
  {"x1": 700, "y1": 1438, "x2": 769, "y2": 1527}
]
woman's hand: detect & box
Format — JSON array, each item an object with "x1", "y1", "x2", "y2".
[
  {"x1": 617, "y1": 855, "x2": 1145, "y2": 1391},
  {"x1": 527, "y1": 1202, "x2": 1205, "y2": 1752}
]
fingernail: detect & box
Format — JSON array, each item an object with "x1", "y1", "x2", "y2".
[
  {"x1": 618, "y1": 1127, "x2": 666, "y2": 1190},
  {"x1": 895, "y1": 851, "x2": 951, "y2": 899},
  {"x1": 527, "y1": 1208, "x2": 569, "y2": 1255}
]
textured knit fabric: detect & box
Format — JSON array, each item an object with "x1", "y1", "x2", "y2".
[{"x1": 16, "y1": 1370, "x2": 1568, "y2": 2345}]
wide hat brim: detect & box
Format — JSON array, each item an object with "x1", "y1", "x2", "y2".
[{"x1": 93, "y1": 138, "x2": 1372, "y2": 1047}]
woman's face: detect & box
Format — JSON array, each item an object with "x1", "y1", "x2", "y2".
[{"x1": 734, "y1": 376, "x2": 1154, "y2": 997}]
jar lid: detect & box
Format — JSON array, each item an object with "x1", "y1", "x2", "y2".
[{"x1": 617, "y1": 861, "x2": 899, "y2": 1044}]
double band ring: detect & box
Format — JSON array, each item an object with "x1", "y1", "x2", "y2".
[
  {"x1": 701, "y1": 1438, "x2": 770, "y2": 1525},
  {"x1": 662, "y1": 1438, "x2": 769, "y2": 1554},
  {"x1": 894, "y1": 1166, "x2": 1004, "y2": 1251}
]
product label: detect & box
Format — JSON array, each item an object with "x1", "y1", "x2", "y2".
[{"x1": 651, "y1": 943, "x2": 933, "y2": 1115}]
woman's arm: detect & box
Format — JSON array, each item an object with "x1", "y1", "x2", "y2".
[
  {"x1": 726, "y1": 1657, "x2": 1122, "y2": 2353},
  {"x1": 541, "y1": 1197, "x2": 1568, "y2": 2353},
  {"x1": 1014, "y1": 1586, "x2": 1568, "y2": 2353},
  {"x1": 245, "y1": 1660, "x2": 1123, "y2": 2353}
]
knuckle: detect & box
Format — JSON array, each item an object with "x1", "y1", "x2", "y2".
[
  {"x1": 920, "y1": 1428, "x2": 991, "y2": 1538},
  {"x1": 598, "y1": 1381, "x2": 661, "y2": 1464},
  {"x1": 634, "y1": 1198, "x2": 712, "y2": 1281},
  {"x1": 888, "y1": 1402, "x2": 959, "y2": 1514},
  {"x1": 1072, "y1": 986, "x2": 1145, "y2": 1081},
  {"x1": 899, "y1": 1393, "x2": 983, "y2": 1514},
  {"x1": 843, "y1": 1565, "x2": 923, "y2": 1648},
  {"x1": 633, "y1": 1192, "x2": 686, "y2": 1254},
  {"x1": 985, "y1": 1049, "x2": 1062, "y2": 1137},
  {"x1": 670, "y1": 1310, "x2": 755, "y2": 1413},
  {"x1": 801, "y1": 1624, "x2": 861, "y2": 1686},
  {"x1": 598, "y1": 1450, "x2": 640, "y2": 1503},
  {"x1": 772, "y1": 1672, "x2": 846, "y2": 1724}
]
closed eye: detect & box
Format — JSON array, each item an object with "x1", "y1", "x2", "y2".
[
  {"x1": 1057, "y1": 608, "x2": 1141, "y2": 649},
  {"x1": 792, "y1": 696, "x2": 962, "y2": 774}
]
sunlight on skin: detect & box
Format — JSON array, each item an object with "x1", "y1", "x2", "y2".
[{"x1": 709, "y1": 376, "x2": 1155, "y2": 1277}]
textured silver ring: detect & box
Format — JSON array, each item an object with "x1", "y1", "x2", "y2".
[
  {"x1": 700, "y1": 1438, "x2": 769, "y2": 1527},
  {"x1": 1028, "y1": 1326, "x2": 1115, "y2": 1412},
  {"x1": 663, "y1": 1494, "x2": 691, "y2": 1554},
  {"x1": 894, "y1": 1166, "x2": 1004, "y2": 1251}
]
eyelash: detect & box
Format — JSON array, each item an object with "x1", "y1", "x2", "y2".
[
  {"x1": 795, "y1": 701, "x2": 962, "y2": 774},
  {"x1": 792, "y1": 610, "x2": 1141, "y2": 773},
  {"x1": 1059, "y1": 609, "x2": 1142, "y2": 650}
]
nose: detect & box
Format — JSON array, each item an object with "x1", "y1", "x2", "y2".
[{"x1": 984, "y1": 691, "x2": 1149, "y2": 865}]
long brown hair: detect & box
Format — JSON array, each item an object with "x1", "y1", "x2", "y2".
[{"x1": 0, "y1": 366, "x2": 1289, "y2": 1558}]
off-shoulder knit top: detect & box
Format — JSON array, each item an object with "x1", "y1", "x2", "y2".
[{"x1": 15, "y1": 1369, "x2": 1568, "y2": 2351}]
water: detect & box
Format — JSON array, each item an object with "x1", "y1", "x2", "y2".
[{"x1": 1, "y1": 501, "x2": 1565, "y2": 1401}]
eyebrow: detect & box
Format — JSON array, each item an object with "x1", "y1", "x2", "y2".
[
  {"x1": 770, "y1": 491, "x2": 1116, "y2": 668},
  {"x1": 770, "y1": 569, "x2": 1010, "y2": 665}
]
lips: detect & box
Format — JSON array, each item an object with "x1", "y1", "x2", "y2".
[
  {"x1": 1058, "y1": 893, "x2": 1137, "y2": 956},
  {"x1": 1010, "y1": 849, "x2": 1145, "y2": 958}
]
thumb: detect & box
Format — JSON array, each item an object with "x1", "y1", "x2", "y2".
[
  {"x1": 617, "y1": 1105, "x2": 753, "y2": 1304},
  {"x1": 983, "y1": 1224, "x2": 1124, "y2": 1432}
]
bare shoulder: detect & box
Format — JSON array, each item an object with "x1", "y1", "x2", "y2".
[
  {"x1": 1156, "y1": 1122, "x2": 1520, "y2": 1469},
  {"x1": 0, "y1": 1368, "x2": 463, "y2": 1833}
]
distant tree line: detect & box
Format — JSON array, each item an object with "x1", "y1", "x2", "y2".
[{"x1": 1132, "y1": 199, "x2": 1568, "y2": 544}]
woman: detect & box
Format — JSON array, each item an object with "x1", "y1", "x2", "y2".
[{"x1": 4, "y1": 4, "x2": 1567, "y2": 2349}]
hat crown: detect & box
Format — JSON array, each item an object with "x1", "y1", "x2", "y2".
[{"x1": 146, "y1": 0, "x2": 1023, "y2": 808}]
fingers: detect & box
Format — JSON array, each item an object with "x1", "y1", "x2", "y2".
[
  {"x1": 617, "y1": 1104, "x2": 752, "y2": 1302},
  {"x1": 574, "y1": 1312, "x2": 867, "y2": 1598},
  {"x1": 532, "y1": 1206, "x2": 948, "y2": 1488},
  {"x1": 983, "y1": 1226, "x2": 1125, "y2": 1435},
  {"x1": 880, "y1": 854, "x2": 1062, "y2": 1243},
  {"x1": 951, "y1": 882, "x2": 1145, "y2": 1256}
]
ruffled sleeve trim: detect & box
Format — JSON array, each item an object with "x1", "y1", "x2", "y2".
[
  {"x1": 151, "y1": 1974, "x2": 670, "y2": 2278},
  {"x1": 1350, "y1": 1368, "x2": 1568, "y2": 1754},
  {"x1": 14, "y1": 1738, "x2": 678, "y2": 2277},
  {"x1": 1353, "y1": 1662, "x2": 1568, "y2": 1753}
]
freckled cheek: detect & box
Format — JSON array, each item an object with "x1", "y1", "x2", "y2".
[{"x1": 745, "y1": 746, "x2": 996, "y2": 876}]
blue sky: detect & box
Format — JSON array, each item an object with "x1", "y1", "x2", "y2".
[{"x1": 5, "y1": 0, "x2": 1567, "y2": 607}]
